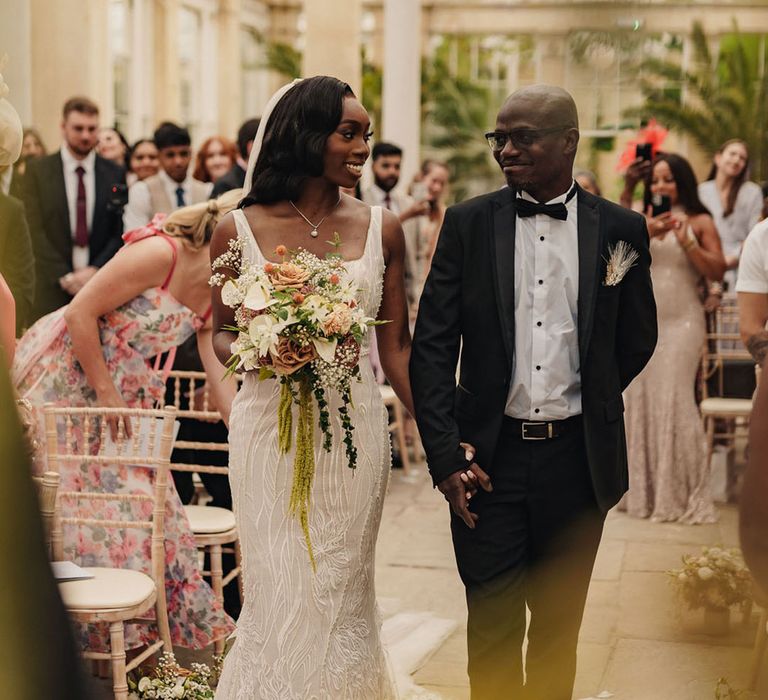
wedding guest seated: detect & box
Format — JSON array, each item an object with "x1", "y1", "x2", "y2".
[
  {"x1": 12, "y1": 191, "x2": 240, "y2": 655},
  {"x1": 193, "y1": 136, "x2": 236, "y2": 184},
  {"x1": 123, "y1": 122, "x2": 211, "y2": 230},
  {"x1": 211, "y1": 117, "x2": 260, "y2": 196},
  {"x1": 126, "y1": 138, "x2": 159, "y2": 186}
]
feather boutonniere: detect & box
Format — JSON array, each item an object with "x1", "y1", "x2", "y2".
[{"x1": 603, "y1": 241, "x2": 639, "y2": 286}]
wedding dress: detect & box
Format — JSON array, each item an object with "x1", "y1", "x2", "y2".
[{"x1": 214, "y1": 206, "x2": 398, "y2": 699}]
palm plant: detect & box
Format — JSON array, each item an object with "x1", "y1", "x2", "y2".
[
  {"x1": 625, "y1": 21, "x2": 768, "y2": 180},
  {"x1": 421, "y1": 57, "x2": 500, "y2": 202},
  {"x1": 264, "y1": 41, "x2": 302, "y2": 80}
]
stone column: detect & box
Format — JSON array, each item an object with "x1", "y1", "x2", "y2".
[
  {"x1": 302, "y1": 0, "x2": 362, "y2": 95},
  {"x1": 153, "y1": 0, "x2": 181, "y2": 123},
  {"x1": 14, "y1": 0, "x2": 113, "y2": 146},
  {"x1": 0, "y1": 0, "x2": 33, "y2": 126},
  {"x1": 382, "y1": 0, "x2": 422, "y2": 187},
  {"x1": 217, "y1": 0, "x2": 243, "y2": 138}
]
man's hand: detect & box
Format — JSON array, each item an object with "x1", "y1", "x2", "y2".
[
  {"x1": 437, "y1": 442, "x2": 492, "y2": 529},
  {"x1": 60, "y1": 266, "x2": 98, "y2": 295}
]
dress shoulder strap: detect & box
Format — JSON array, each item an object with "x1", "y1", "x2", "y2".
[
  {"x1": 157, "y1": 234, "x2": 179, "y2": 290},
  {"x1": 231, "y1": 208, "x2": 260, "y2": 264}
]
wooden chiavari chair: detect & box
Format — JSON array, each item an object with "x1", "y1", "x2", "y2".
[
  {"x1": 167, "y1": 370, "x2": 240, "y2": 654},
  {"x1": 31, "y1": 470, "x2": 60, "y2": 559},
  {"x1": 700, "y1": 294, "x2": 754, "y2": 473},
  {"x1": 43, "y1": 403, "x2": 176, "y2": 700}
]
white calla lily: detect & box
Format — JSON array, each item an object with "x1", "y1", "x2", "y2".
[
  {"x1": 220, "y1": 279, "x2": 243, "y2": 307},
  {"x1": 312, "y1": 337, "x2": 338, "y2": 363},
  {"x1": 243, "y1": 279, "x2": 277, "y2": 311}
]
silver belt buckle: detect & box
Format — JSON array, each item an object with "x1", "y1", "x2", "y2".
[{"x1": 521, "y1": 421, "x2": 548, "y2": 440}]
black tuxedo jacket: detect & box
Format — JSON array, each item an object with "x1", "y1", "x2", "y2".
[
  {"x1": 0, "y1": 193, "x2": 35, "y2": 333},
  {"x1": 211, "y1": 163, "x2": 246, "y2": 197},
  {"x1": 410, "y1": 185, "x2": 657, "y2": 513},
  {"x1": 24, "y1": 151, "x2": 126, "y2": 321}
]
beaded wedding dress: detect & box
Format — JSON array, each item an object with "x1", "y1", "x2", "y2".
[{"x1": 214, "y1": 206, "x2": 399, "y2": 699}]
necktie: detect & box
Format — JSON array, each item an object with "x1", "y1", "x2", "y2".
[
  {"x1": 74, "y1": 166, "x2": 88, "y2": 247},
  {"x1": 175, "y1": 186, "x2": 185, "y2": 207},
  {"x1": 515, "y1": 185, "x2": 577, "y2": 221},
  {"x1": 383, "y1": 193, "x2": 392, "y2": 210}
]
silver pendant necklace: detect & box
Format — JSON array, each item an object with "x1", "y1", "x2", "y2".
[{"x1": 289, "y1": 198, "x2": 341, "y2": 238}]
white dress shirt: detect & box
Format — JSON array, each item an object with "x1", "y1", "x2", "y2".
[
  {"x1": 60, "y1": 144, "x2": 96, "y2": 270},
  {"x1": 123, "y1": 169, "x2": 212, "y2": 231},
  {"x1": 505, "y1": 183, "x2": 581, "y2": 420}
]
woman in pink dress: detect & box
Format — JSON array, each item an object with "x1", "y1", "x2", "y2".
[{"x1": 12, "y1": 190, "x2": 240, "y2": 652}]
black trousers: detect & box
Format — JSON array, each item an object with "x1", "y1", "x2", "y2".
[{"x1": 451, "y1": 416, "x2": 604, "y2": 700}]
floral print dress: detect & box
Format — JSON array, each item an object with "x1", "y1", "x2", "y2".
[{"x1": 12, "y1": 223, "x2": 235, "y2": 652}]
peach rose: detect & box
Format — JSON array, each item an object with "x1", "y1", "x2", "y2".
[
  {"x1": 268, "y1": 262, "x2": 310, "y2": 290},
  {"x1": 269, "y1": 337, "x2": 316, "y2": 375},
  {"x1": 322, "y1": 303, "x2": 353, "y2": 336}
]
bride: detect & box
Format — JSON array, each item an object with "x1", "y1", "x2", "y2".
[{"x1": 211, "y1": 77, "x2": 414, "y2": 698}]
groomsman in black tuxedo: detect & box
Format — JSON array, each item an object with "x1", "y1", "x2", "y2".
[
  {"x1": 24, "y1": 97, "x2": 126, "y2": 321},
  {"x1": 411, "y1": 85, "x2": 657, "y2": 699}
]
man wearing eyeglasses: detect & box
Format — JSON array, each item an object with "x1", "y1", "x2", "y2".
[{"x1": 411, "y1": 85, "x2": 657, "y2": 700}]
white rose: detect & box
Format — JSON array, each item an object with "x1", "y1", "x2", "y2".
[
  {"x1": 138, "y1": 677, "x2": 152, "y2": 692},
  {"x1": 697, "y1": 566, "x2": 715, "y2": 581},
  {"x1": 173, "y1": 679, "x2": 186, "y2": 698}
]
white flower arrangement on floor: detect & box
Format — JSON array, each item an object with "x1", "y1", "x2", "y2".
[
  {"x1": 127, "y1": 652, "x2": 220, "y2": 699},
  {"x1": 668, "y1": 546, "x2": 752, "y2": 611}
]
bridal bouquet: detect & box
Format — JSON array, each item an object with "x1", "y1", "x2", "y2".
[{"x1": 210, "y1": 234, "x2": 381, "y2": 567}]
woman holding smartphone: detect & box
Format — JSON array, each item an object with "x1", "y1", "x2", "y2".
[{"x1": 622, "y1": 153, "x2": 726, "y2": 523}]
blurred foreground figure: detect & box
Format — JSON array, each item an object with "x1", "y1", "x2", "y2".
[
  {"x1": 0, "y1": 366, "x2": 90, "y2": 699},
  {"x1": 740, "y1": 355, "x2": 768, "y2": 596}
]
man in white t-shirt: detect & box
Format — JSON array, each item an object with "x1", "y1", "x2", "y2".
[{"x1": 736, "y1": 218, "x2": 768, "y2": 362}]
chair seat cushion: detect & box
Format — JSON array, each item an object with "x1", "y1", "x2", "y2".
[
  {"x1": 379, "y1": 385, "x2": 396, "y2": 405},
  {"x1": 59, "y1": 568, "x2": 155, "y2": 610},
  {"x1": 184, "y1": 505, "x2": 236, "y2": 534},
  {"x1": 700, "y1": 397, "x2": 752, "y2": 416}
]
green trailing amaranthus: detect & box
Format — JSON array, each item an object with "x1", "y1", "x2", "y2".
[
  {"x1": 278, "y1": 380, "x2": 293, "y2": 453},
  {"x1": 287, "y1": 378, "x2": 316, "y2": 570}
]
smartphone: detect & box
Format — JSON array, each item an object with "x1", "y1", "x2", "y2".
[
  {"x1": 651, "y1": 193, "x2": 671, "y2": 217},
  {"x1": 635, "y1": 143, "x2": 653, "y2": 162}
]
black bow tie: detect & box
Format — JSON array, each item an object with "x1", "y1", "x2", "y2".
[{"x1": 515, "y1": 185, "x2": 577, "y2": 221}]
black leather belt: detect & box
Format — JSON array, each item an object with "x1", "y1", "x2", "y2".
[{"x1": 503, "y1": 415, "x2": 581, "y2": 440}]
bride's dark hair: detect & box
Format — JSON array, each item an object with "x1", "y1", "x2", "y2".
[{"x1": 241, "y1": 76, "x2": 355, "y2": 206}]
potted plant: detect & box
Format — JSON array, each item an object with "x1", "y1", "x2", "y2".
[
  {"x1": 128, "y1": 652, "x2": 222, "y2": 699},
  {"x1": 668, "y1": 546, "x2": 752, "y2": 635}
]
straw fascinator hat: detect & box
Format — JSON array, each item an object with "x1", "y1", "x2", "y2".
[{"x1": 0, "y1": 55, "x2": 23, "y2": 194}]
